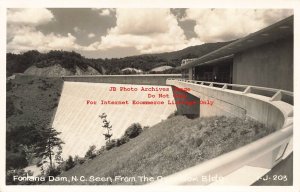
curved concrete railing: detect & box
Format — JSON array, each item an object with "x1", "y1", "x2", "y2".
[{"x1": 150, "y1": 78, "x2": 293, "y2": 185}]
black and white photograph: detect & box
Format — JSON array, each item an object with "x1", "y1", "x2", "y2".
[{"x1": 1, "y1": 1, "x2": 299, "y2": 191}]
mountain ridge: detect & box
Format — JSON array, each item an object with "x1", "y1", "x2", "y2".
[{"x1": 6, "y1": 40, "x2": 235, "y2": 77}]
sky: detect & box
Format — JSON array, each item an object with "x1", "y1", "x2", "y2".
[{"x1": 7, "y1": 8, "x2": 293, "y2": 59}]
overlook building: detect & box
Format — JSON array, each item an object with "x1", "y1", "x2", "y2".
[{"x1": 181, "y1": 15, "x2": 293, "y2": 91}]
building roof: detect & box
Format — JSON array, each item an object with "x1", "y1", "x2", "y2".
[{"x1": 181, "y1": 15, "x2": 293, "y2": 69}]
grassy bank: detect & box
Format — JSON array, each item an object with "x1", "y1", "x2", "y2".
[{"x1": 49, "y1": 115, "x2": 274, "y2": 185}]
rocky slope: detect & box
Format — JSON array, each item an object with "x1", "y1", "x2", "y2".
[{"x1": 24, "y1": 64, "x2": 99, "y2": 77}]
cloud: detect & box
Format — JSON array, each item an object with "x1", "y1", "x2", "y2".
[
  {"x1": 7, "y1": 28, "x2": 81, "y2": 53},
  {"x1": 92, "y1": 8, "x2": 115, "y2": 16},
  {"x1": 99, "y1": 9, "x2": 111, "y2": 16},
  {"x1": 87, "y1": 8, "x2": 202, "y2": 54},
  {"x1": 7, "y1": 8, "x2": 293, "y2": 57},
  {"x1": 7, "y1": 8, "x2": 54, "y2": 26},
  {"x1": 7, "y1": 8, "x2": 83, "y2": 53},
  {"x1": 182, "y1": 9, "x2": 293, "y2": 42},
  {"x1": 73, "y1": 26, "x2": 81, "y2": 33},
  {"x1": 88, "y1": 33, "x2": 96, "y2": 38},
  {"x1": 110, "y1": 9, "x2": 171, "y2": 35}
]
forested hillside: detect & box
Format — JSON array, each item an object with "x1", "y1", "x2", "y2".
[{"x1": 6, "y1": 40, "x2": 234, "y2": 76}]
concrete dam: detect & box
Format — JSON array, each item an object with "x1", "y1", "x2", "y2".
[{"x1": 52, "y1": 75, "x2": 180, "y2": 159}]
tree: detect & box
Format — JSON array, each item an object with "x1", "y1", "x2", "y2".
[
  {"x1": 99, "y1": 113, "x2": 113, "y2": 142},
  {"x1": 64, "y1": 155, "x2": 75, "y2": 171},
  {"x1": 85, "y1": 145, "x2": 96, "y2": 159},
  {"x1": 54, "y1": 145, "x2": 63, "y2": 165},
  {"x1": 34, "y1": 127, "x2": 64, "y2": 170}
]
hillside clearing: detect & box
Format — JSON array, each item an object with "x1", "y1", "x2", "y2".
[{"x1": 6, "y1": 75, "x2": 63, "y2": 131}]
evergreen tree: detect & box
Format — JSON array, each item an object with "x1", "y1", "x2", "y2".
[
  {"x1": 34, "y1": 127, "x2": 64, "y2": 169},
  {"x1": 64, "y1": 155, "x2": 75, "y2": 171},
  {"x1": 99, "y1": 113, "x2": 113, "y2": 142}
]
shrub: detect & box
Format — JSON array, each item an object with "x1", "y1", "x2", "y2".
[
  {"x1": 47, "y1": 167, "x2": 61, "y2": 178},
  {"x1": 85, "y1": 145, "x2": 96, "y2": 159},
  {"x1": 96, "y1": 146, "x2": 106, "y2": 155},
  {"x1": 63, "y1": 156, "x2": 75, "y2": 171},
  {"x1": 78, "y1": 158, "x2": 85, "y2": 164},
  {"x1": 6, "y1": 151, "x2": 28, "y2": 169},
  {"x1": 118, "y1": 135, "x2": 130, "y2": 145},
  {"x1": 114, "y1": 136, "x2": 130, "y2": 147},
  {"x1": 115, "y1": 139, "x2": 122, "y2": 147},
  {"x1": 106, "y1": 139, "x2": 117, "y2": 150},
  {"x1": 74, "y1": 155, "x2": 79, "y2": 164},
  {"x1": 124, "y1": 123, "x2": 143, "y2": 139}
]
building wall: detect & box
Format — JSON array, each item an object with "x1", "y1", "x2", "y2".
[{"x1": 232, "y1": 37, "x2": 293, "y2": 91}]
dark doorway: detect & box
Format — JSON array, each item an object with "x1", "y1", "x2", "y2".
[{"x1": 194, "y1": 58, "x2": 233, "y2": 84}]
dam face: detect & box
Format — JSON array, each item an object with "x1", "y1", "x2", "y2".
[{"x1": 52, "y1": 81, "x2": 176, "y2": 159}]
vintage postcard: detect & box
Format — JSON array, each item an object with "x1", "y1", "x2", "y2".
[{"x1": 1, "y1": 1, "x2": 299, "y2": 192}]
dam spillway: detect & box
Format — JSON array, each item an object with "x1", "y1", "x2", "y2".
[{"x1": 52, "y1": 81, "x2": 176, "y2": 159}]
